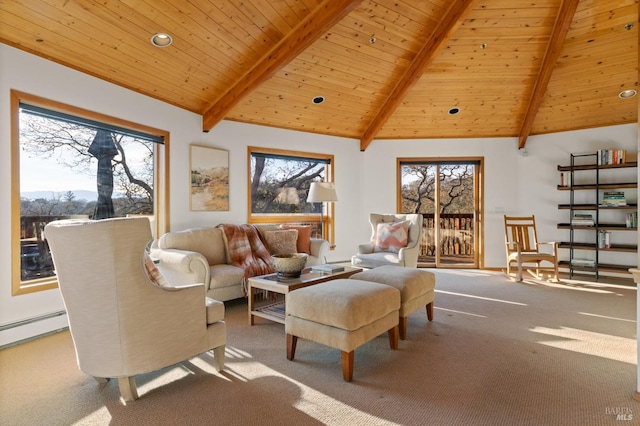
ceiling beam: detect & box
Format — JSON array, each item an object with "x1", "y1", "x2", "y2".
[
  {"x1": 517, "y1": 0, "x2": 579, "y2": 148},
  {"x1": 359, "y1": 0, "x2": 477, "y2": 151},
  {"x1": 202, "y1": 0, "x2": 363, "y2": 132}
]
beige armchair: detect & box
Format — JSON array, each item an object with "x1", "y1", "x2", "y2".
[
  {"x1": 351, "y1": 213, "x2": 424, "y2": 269},
  {"x1": 45, "y1": 217, "x2": 226, "y2": 402}
]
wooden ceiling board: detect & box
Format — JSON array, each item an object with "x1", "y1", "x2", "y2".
[
  {"x1": 379, "y1": 1, "x2": 557, "y2": 140},
  {"x1": 530, "y1": 0, "x2": 638, "y2": 135},
  {"x1": 226, "y1": 0, "x2": 436, "y2": 138},
  {"x1": 0, "y1": 2, "x2": 212, "y2": 113},
  {"x1": 0, "y1": 0, "x2": 637, "y2": 147}
]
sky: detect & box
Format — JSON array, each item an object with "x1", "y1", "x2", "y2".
[
  {"x1": 20, "y1": 141, "x2": 151, "y2": 197},
  {"x1": 21, "y1": 154, "x2": 97, "y2": 193}
]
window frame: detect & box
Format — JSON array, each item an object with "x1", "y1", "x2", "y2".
[
  {"x1": 10, "y1": 90, "x2": 170, "y2": 295},
  {"x1": 247, "y1": 146, "x2": 335, "y2": 245}
]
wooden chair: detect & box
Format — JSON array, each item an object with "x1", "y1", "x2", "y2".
[{"x1": 504, "y1": 215, "x2": 559, "y2": 282}]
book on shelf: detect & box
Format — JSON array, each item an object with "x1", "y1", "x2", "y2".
[
  {"x1": 598, "y1": 230, "x2": 611, "y2": 249},
  {"x1": 597, "y1": 148, "x2": 626, "y2": 165},
  {"x1": 311, "y1": 264, "x2": 345, "y2": 273},
  {"x1": 571, "y1": 213, "x2": 594, "y2": 226},
  {"x1": 626, "y1": 212, "x2": 638, "y2": 228},
  {"x1": 571, "y1": 258, "x2": 595, "y2": 267},
  {"x1": 601, "y1": 191, "x2": 627, "y2": 206}
]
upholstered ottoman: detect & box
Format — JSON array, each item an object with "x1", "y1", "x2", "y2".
[
  {"x1": 285, "y1": 279, "x2": 400, "y2": 382},
  {"x1": 349, "y1": 266, "x2": 435, "y2": 340}
]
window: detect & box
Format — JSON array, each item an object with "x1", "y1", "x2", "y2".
[
  {"x1": 11, "y1": 90, "x2": 169, "y2": 295},
  {"x1": 248, "y1": 147, "x2": 335, "y2": 243}
]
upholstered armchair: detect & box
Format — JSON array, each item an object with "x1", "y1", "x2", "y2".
[
  {"x1": 351, "y1": 213, "x2": 424, "y2": 269},
  {"x1": 44, "y1": 217, "x2": 226, "y2": 402}
]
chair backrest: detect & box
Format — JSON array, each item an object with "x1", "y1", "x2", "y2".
[
  {"x1": 369, "y1": 213, "x2": 423, "y2": 249},
  {"x1": 504, "y1": 215, "x2": 540, "y2": 253},
  {"x1": 45, "y1": 217, "x2": 156, "y2": 375}
]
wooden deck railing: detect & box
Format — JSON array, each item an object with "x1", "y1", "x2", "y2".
[{"x1": 419, "y1": 213, "x2": 474, "y2": 256}]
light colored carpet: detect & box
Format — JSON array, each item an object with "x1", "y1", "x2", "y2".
[{"x1": 1, "y1": 269, "x2": 638, "y2": 425}]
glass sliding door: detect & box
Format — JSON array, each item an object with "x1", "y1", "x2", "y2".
[{"x1": 398, "y1": 158, "x2": 482, "y2": 268}]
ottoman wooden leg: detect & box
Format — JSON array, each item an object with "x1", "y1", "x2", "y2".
[
  {"x1": 286, "y1": 334, "x2": 298, "y2": 360},
  {"x1": 399, "y1": 317, "x2": 407, "y2": 340},
  {"x1": 341, "y1": 351, "x2": 354, "y2": 382},
  {"x1": 388, "y1": 325, "x2": 399, "y2": 350},
  {"x1": 426, "y1": 302, "x2": 434, "y2": 321}
]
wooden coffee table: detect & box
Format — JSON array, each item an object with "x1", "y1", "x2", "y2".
[{"x1": 247, "y1": 266, "x2": 362, "y2": 325}]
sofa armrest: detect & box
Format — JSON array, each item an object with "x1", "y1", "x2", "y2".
[
  {"x1": 154, "y1": 248, "x2": 210, "y2": 289},
  {"x1": 309, "y1": 238, "x2": 330, "y2": 263},
  {"x1": 357, "y1": 242, "x2": 375, "y2": 254}
]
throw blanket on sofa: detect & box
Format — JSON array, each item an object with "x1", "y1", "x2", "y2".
[{"x1": 217, "y1": 224, "x2": 275, "y2": 295}]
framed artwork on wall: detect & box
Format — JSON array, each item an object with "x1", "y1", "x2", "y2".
[{"x1": 189, "y1": 144, "x2": 229, "y2": 211}]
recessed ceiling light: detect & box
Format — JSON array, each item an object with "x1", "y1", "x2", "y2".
[
  {"x1": 448, "y1": 107, "x2": 460, "y2": 115},
  {"x1": 150, "y1": 33, "x2": 173, "y2": 48},
  {"x1": 312, "y1": 96, "x2": 325, "y2": 105},
  {"x1": 618, "y1": 89, "x2": 637, "y2": 99}
]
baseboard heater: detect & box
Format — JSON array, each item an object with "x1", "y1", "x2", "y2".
[{"x1": 0, "y1": 310, "x2": 68, "y2": 349}]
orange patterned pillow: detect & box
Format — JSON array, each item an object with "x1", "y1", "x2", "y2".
[{"x1": 374, "y1": 221, "x2": 409, "y2": 253}]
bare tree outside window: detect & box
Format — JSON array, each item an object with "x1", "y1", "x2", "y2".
[
  {"x1": 250, "y1": 155, "x2": 326, "y2": 215},
  {"x1": 18, "y1": 109, "x2": 155, "y2": 282},
  {"x1": 401, "y1": 164, "x2": 474, "y2": 214}
]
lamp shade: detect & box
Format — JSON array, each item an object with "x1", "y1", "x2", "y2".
[{"x1": 307, "y1": 182, "x2": 338, "y2": 203}]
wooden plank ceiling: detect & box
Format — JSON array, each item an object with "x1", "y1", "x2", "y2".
[{"x1": 1, "y1": 0, "x2": 637, "y2": 150}]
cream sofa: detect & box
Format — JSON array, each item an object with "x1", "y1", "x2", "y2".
[{"x1": 153, "y1": 225, "x2": 329, "y2": 301}]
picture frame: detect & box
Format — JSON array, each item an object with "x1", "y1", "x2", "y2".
[{"x1": 189, "y1": 145, "x2": 229, "y2": 211}]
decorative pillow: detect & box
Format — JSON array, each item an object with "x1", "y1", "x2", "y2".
[
  {"x1": 143, "y1": 253, "x2": 170, "y2": 287},
  {"x1": 263, "y1": 229, "x2": 298, "y2": 255},
  {"x1": 279, "y1": 225, "x2": 312, "y2": 254},
  {"x1": 374, "y1": 221, "x2": 409, "y2": 253}
]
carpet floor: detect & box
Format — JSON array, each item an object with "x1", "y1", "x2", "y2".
[{"x1": 0, "y1": 269, "x2": 638, "y2": 425}]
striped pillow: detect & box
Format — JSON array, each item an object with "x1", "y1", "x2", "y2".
[{"x1": 374, "y1": 221, "x2": 409, "y2": 253}]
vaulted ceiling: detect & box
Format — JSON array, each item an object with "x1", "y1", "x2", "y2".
[{"x1": 1, "y1": 0, "x2": 637, "y2": 150}]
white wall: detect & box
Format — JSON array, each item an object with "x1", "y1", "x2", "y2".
[{"x1": 1, "y1": 43, "x2": 636, "y2": 346}]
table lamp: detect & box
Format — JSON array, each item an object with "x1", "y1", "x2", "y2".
[{"x1": 307, "y1": 182, "x2": 338, "y2": 239}]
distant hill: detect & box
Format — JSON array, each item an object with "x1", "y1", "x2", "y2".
[{"x1": 20, "y1": 190, "x2": 123, "y2": 201}]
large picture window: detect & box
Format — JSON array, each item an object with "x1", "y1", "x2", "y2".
[
  {"x1": 248, "y1": 147, "x2": 335, "y2": 243},
  {"x1": 11, "y1": 91, "x2": 169, "y2": 295}
]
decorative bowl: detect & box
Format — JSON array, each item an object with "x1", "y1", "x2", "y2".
[{"x1": 271, "y1": 253, "x2": 308, "y2": 279}]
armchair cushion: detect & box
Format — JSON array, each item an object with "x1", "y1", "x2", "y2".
[
  {"x1": 210, "y1": 264, "x2": 245, "y2": 288},
  {"x1": 205, "y1": 297, "x2": 225, "y2": 324},
  {"x1": 263, "y1": 229, "x2": 298, "y2": 255},
  {"x1": 374, "y1": 221, "x2": 409, "y2": 253}
]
